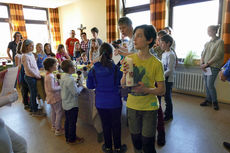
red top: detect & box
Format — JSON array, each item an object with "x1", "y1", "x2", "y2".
[{"x1": 65, "y1": 38, "x2": 79, "y2": 56}]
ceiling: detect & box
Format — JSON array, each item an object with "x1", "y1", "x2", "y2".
[{"x1": 0, "y1": 0, "x2": 80, "y2": 8}]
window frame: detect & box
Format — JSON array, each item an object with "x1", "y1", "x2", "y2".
[
  {"x1": 169, "y1": 0, "x2": 224, "y2": 36},
  {"x1": 122, "y1": 0, "x2": 150, "y2": 16},
  {"x1": 23, "y1": 6, "x2": 51, "y2": 43}
]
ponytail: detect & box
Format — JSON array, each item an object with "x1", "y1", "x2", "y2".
[{"x1": 99, "y1": 43, "x2": 113, "y2": 68}]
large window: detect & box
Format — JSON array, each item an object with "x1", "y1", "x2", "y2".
[
  {"x1": 172, "y1": 0, "x2": 220, "y2": 59},
  {"x1": 123, "y1": 0, "x2": 150, "y2": 29},
  {"x1": 23, "y1": 7, "x2": 50, "y2": 50},
  {"x1": 0, "y1": 5, "x2": 11, "y2": 58}
]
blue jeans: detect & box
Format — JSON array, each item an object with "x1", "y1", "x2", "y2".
[
  {"x1": 164, "y1": 79, "x2": 173, "y2": 117},
  {"x1": 24, "y1": 76, "x2": 38, "y2": 112},
  {"x1": 203, "y1": 67, "x2": 219, "y2": 103}
]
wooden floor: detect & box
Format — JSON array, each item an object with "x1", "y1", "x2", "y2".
[{"x1": 0, "y1": 92, "x2": 230, "y2": 153}]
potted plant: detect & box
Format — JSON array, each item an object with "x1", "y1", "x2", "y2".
[{"x1": 184, "y1": 51, "x2": 198, "y2": 66}]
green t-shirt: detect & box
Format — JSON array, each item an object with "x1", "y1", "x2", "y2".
[{"x1": 126, "y1": 53, "x2": 165, "y2": 111}]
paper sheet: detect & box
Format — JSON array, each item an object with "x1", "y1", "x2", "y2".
[
  {"x1": 203, "y1": 67, "x2": 212, "y2": 76},
  {"x1": 0, "y1": 67, "x2": 18, "y2": 96}
]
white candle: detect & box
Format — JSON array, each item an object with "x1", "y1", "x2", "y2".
[{"x1": 125, "y1": 57, "x2": 134, "y2": 86}]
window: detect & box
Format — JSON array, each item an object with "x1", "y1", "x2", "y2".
[
  {"x1": 172, "y1": 0, "x2": 220, "y2": 59},
  {"x1": 126, "y1": 10, "x2": 150, "y2": 28},
  {"x1": 123, "y1": 0, "x2": 150, "y2": 29},
  {"x1": 23, "y1": 7, "x2": 50, "y2": 50},
  {"x1": 0, "y1": 5, "x2": 11, "y2": 58},
  {"x1": 0, "y1": 5, "x2": 9, "y2": 18}
]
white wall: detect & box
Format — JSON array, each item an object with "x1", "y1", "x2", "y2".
[{"x1": 58, "y1": 0, "x2": 106, "y2": 44}]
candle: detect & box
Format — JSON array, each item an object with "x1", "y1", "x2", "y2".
[{"x1": 125, "y1": 57, "x2": 134, "y2": 86}]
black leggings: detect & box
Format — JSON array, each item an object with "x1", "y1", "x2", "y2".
[{"x1": 97, "y1": 107, "x2": 122, "y2": 149}]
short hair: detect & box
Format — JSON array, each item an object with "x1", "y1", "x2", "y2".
[
  {"x1": 43, "y1": 57, "x2": 57, "y2": 71},
  {"x1": 161, "y1": 34, "x2": 174, "y2": 47},
  {"x1": 81, "y1": 32, "x2": 86, "y2": 36},
  {"x1": 118, "y1": 17, "x2": 132, "y2": 26},
  {"x1": 91, "y1": 27, "x2": 99, "y2": 34},
  {"x1": 158, "y1": 30, "x2": 167, "y2": 37},
  {"x1": 133, "y1": 25, "x2": 157, "y2": 48},
  {"x1": 61, "y1": 60, "x2": 74, "y2": 73}
]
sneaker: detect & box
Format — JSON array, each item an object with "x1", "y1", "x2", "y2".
[
  {"x1": 32, "y1": 111, "x2": 46, "y2": 117},
  {"x1": 51, "y1": 126, "x2": 55, "y2": 132},
  {"x1": 24, "y1": 105, "x2": 30, "y2": 110},
  {"x1": 114, "y1": 144, "x2": 127, "y2": 153},
  {"x1": 164, "y1": 115, "x2": 173, "y2": 121},
  {"x1": 157, "y1": 131, "x2": 166, "y2": 146},
  {"x1": 97, "y1": 132, "x2": 104, "y2": 143},
  {"x1": 55, "y1": 129, "x2": 64, "y2": 136},
  {"x1": 67, "y1": 137, "x2": 84, "y2": 145},
  {"x1": 200, "y1": 100, "x2": 212, "y2": 106},
  {"x1": 213, "y1": 103, "x2": 219, "y2": 110},
  {"x1": 102, "y1": 144, "x2": 113, "y2": 153},
  {"x1": 223, "y1": 142, "x2": 230, "y2": 150}
]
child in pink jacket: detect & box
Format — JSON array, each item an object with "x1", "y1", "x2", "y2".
[{"x1": 43, "y1": 57, "x2": 64, "y2": 136}]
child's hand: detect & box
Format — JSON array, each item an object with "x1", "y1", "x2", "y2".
[
  {"x1": 121, "y1": 60, "x2": 129, "y2": 76},
  {"x1": 132, "y1": 82, "x2": 148, "y2": 94}
]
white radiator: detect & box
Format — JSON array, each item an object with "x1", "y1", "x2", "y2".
[{"x1": 173, "y1": 71, "x2": 205, "y2": 93}]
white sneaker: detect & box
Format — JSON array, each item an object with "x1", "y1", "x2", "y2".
[
  {"x1": 55, "y1": 130, "x2": 64, "y2": 136},
  {"x1": 51, "y1": 126, "x2": 55, "y2": 132}
]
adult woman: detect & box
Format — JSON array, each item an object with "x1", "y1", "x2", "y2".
[
  {"x1": 200, "y1": 25, "x2": 224, "y2": 110},
  {"x1": 87, "y1": 43, "x2": 126, "y2": 153},
  {"x1": 121, "y1": 25, "x2": 165, "y2": 153}
]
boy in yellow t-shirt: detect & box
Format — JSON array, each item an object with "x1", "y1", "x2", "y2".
[{"x1": 121, "y1": 25, "x2": 165, "y2": 153}]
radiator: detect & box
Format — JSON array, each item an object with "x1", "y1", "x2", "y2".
[{"x1": 173, "y1": 71, "x2": 205, "y2": 93}]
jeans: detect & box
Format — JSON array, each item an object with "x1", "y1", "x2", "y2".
[
  {"x1": 20, "y1": 80, "x2": 29, "y2": 106},
  {"x1": 164, "y1": 80, "x2": 173, "y2": 117},
  {"x1": 203, "y1": 67, "x2": 219, "y2": 103},
  {"x1": 65, "y1": 107, "x2": 78, "y2": 142},
  {"x1": 97, "y1": 107, "x2": 122, "y2": 149},
  {"x1": 24, "y1": 76, "x2": 38, "y2": 112}
]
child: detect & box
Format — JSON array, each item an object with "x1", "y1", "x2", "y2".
[
  {"x1": 87, "y1": 43, "x2": 127, "y2": 153},
  {"x1": 80, "y1": 52, "x2": 88, "y2": 65},
  {"x1": 74, "y1": 41, "x2": 84, "y2": 59},
  {"x1": 159, "y1": 34, "x2": 176, "y2": 121},
  {"x1": 21, "y1": 39, "x2": 45, "y2": 116},
  {"x1": 89, "y1": 39, "x2": 99, "y2": 63},
  {"x1": 36, "y1": 43, "x2": 47, "y2": 70},
  {"x1": 60, "y1": 60, "x2": 84, "y2": 144},
  {"x1": 121, "y1": 25, "x2": 165, "y2": 153},
  {"x1": 15, "y1": 41, "x2": 30, "y2": 109},
  {"x1": 43, "y1": 57, "x2": 64, "y2": 136},
  {"x1": 44, "y1": 43, "x2": 55, "y2": 57},
  {"x1": 56, "y1": 44, "x2": 71, "y2": 65}
]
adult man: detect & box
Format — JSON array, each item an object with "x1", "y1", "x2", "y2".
[
  {"x1": 66, "y1": 30, "x2": 79, "y2": 59},
  {"x1": 7, "y1": 32, "x2": 22, "y2": 66},
  {"x1": 114, "y1": 17, "x2": 138, "y2": 57}
]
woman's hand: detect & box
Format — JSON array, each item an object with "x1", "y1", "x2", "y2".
[
  {"x1": 200, "y1": 64, "x2": 207, "y2": 72},
  {"x1": 132, "y1": 82, "x2": 147, "y2": 94}
]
